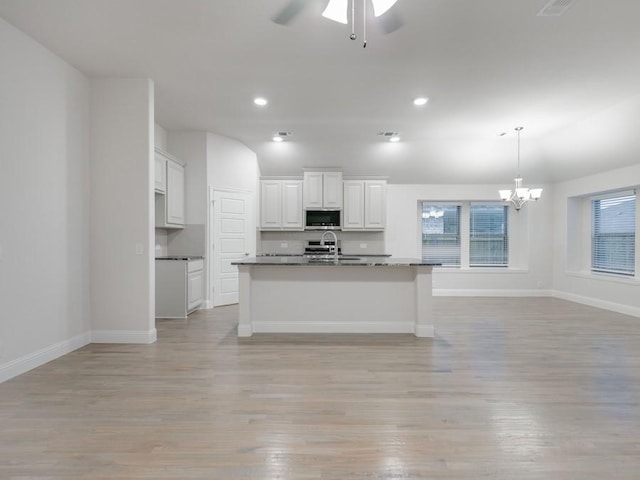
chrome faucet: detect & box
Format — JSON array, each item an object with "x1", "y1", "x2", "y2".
[{"x1": 320, "y1": 231, "x2": 339, "y2": 259}]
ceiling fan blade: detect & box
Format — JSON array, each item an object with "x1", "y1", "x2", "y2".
[
  {"x1": 378, "y1": 8, "x2": 403, "y2": 34},
  {"x1": 272, "y1": 0, "x2": 313, "y2": 25}
]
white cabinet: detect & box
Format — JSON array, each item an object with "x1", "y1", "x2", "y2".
[
  {"x1": 187, "y1": 260, "x2": 204, "y2": 312},
  {"x1": 281, "y1": 181, "x2": 304, "y2": 229},
  {"x1": 303, "y1": 172, "x2": 343, "y2": 209},
  {"x1": 154, "y1": 153, "x2": 166, "y2": 193},
  {"x1": 260, "y1": 180, "x2": 282, "y2": 229},
  {"x1": 260, "y1": 180, "x2": 303, "y2": 230},
  {"x1": 364, "y1": 180, "x2": 386, "y2": 229},
  {"x1": 343, "y1": 181, "x2": 365, "y2": 229},
  {"x1": 166, "y1": 160, "x2": 185, "y2": 225},
  {"x1": 156, "y1": 258, "x2": 203, "y2": 318},
  {"x1": 342, "y1": 180, "x2": 387, "y2": 231},
  {"x1": 155, "y1": 148, "x2": 185, "y2": 229}
]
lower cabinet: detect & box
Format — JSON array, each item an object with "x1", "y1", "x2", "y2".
[{"x1": 156, "y1": 258, "x2": 204, "y2": 318}]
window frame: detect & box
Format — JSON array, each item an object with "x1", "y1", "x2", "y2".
[
  {"x1": 420, "y1": 201, "x2": 511, "y2": 269},
  {"x1": 469, "y1": 203, "x2": 509, "y2": 268},
  {"x1": 590, "y1": 190, "x2": 636, "y2": 277}
]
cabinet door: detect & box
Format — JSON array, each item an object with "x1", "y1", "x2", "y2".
[
  {"x1": 303, "y1": 172, "x2": 324, "y2": 209},
  {"x1": 154, "y1": 154, "x2": 166, "y2": 193},
  {"x1": 342, "y1": 181, "x2": 365, "y2": 230},
  {"x1": 260, "y1": 180, "x2": 282, "y2": 229},
  {"x1": 364, "y1": 181, "x2": 386, "y2": 230},
  {"x1": 187, "y1": 268, "x2": 204, "y2": 312},
  {"x1": 322, "y1": 172, "x2": 343, "y2": 208},
  {"x1": 281, "y1": 180, "x2": 303, "y2": 230},
  {"x1": 166, "y1": 161, "x2": 185, "y2": 225}
]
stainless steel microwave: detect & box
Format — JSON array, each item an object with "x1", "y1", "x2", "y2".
[{"x1": 305, "y1": 209, "x2": 341, "y2": 230}]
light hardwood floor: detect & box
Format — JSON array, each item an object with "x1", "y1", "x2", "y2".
[{"x1": 1, "y1": 297, "x2": 639, "y2": 479}]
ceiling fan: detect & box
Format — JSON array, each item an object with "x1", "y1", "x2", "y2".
[{"x1": 272, "y1": 0, "x2": 404, "y2": 37}]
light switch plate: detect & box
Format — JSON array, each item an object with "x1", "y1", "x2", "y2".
[
  {"x1": 280, "y1": 242, "x2": 288, "y2": 248},
  {"x1": 360, "y1": 243, "x2": 367, "y2": 249}
]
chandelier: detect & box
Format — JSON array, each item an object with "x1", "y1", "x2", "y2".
[{"x1": 499, "y1": 127, "x2": 543, "y2": 211}]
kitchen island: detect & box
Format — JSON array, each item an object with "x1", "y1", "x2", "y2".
[{"x1": 231, "y1": 256, "x2": 438, "y2": 338}]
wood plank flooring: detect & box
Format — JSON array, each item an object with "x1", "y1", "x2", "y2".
[{"x1": 1, "y1": 297, "x2": 639, "y2": 479}]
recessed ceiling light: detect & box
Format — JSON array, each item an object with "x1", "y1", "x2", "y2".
[
  {"x1": 254, "y1": 97, "x2": 268, "y2": 106},
  {"x1": 413, "y1": 97, "x2": 428, "y2": 106},
  {"x1": 272, "y1": 135, "x2": 283, "y2": 142},
  {"x1": 389, "y1": 135, "x2": 400, "y2": 142}
]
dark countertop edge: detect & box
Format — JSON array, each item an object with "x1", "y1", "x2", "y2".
[
  {"x1": 232, "y1": 258, "x2": 439, "y2": 267},
  {"x1": 156, "y1": 256, "x2": 204, "y2": 260}
]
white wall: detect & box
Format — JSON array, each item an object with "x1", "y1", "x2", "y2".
[
  {"x1": 207, "y1": 133, "x2": 261, "y2": 193},
  {"x1": 552, "y1": 163, "x2": 640, "y2": 316},
  {"x1": 386, "y1": 183, "x2": 553, "y2": 295},
  {"x1": 90, "y1": 78, "x2": 156, "y2": 342},
  {"x1": 0, "y1": 18, "x2": 91, "y2": 381},
  {"x1": 154, "y1": 123, "x2": 168, "y2": 151}
]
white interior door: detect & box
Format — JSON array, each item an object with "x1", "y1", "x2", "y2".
[{"x1": 212, "y1": 190, "x2": 251, "y2": 306}]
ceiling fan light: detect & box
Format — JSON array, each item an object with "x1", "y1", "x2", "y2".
[
  {"x1": 322, "y1": 0, "x2": 349, "y2": 24},
  {"x1": 372, "y1": 0, "x2": 399, "y2": 17}
]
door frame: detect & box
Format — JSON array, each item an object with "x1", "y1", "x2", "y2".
[{"x1": 207, "y1": 186, "x2": 255, "y2": 308}]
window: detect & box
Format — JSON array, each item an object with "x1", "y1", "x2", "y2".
[
  {"x1": 469, "y1": 205, "x2": 508, "y2": 267},
  {"x1": 592, "y1": 192, "x2": 636, "y2": 276},
  {"x1": 421, "y1": 204, "x2": 460, "y2": 266}
]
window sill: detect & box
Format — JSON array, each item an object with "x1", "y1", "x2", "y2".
[
  {"x1": 434, "y1": 267, "x2": 529, "y2": 274},
  {"x1": 566, "y1": 270, "x2": 639, "y2": 286}
]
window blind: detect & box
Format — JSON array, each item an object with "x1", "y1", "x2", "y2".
[
  {"x1": 421, "y1": 204, "x2": 461, "y2": 266},
  {"x1": 469, "y1": 205, "x2": 508, "y2": 267},
  {"x1": 592, "y1": 193, "x2": 636, "y2": 276}
]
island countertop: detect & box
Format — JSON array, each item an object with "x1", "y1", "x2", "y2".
[{"x1": 232, "y1": 256, "x2": 438, "y2": 267}]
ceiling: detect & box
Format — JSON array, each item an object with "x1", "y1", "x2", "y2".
[{"x1": 1, "y1": 0, "x2": 640, "y2": 184}]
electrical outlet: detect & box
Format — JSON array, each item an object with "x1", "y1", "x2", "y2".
[
  {"x1": 0, "y1": 340, "x2": 5, "y2": 359},
  {"x1": 280, "y1": 242, "x2": 288, "y2": 249},
  {"x1": 360, "y1": 243, "x2": 368, "y2": 249},
  {"x1": 135, "y1": 243, "x2": 144, "y2": 255}
]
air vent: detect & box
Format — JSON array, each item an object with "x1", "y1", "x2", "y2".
[
  {"x1": 537, "y1": 0, "x2": 576, "y2": 17},
  {"x1": 377, "y1": 131, "x2": 398, "y2": 137},
  {"x1": 275, "y1": 131, "x2": 292, "y2": 137}
]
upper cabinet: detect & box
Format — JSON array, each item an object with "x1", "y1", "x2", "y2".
[
  {"x1": 155, "y1": 148, "x2": 185, "y2": 229},
  {"x1": 303, "y1": 172, "x2": 343, "y2": 209},
  {"x1": 166, "y1": 161, "x2": 185, "y2": 225},
  {"x1": 260, "y1": 179, "x2": 303, "y2": 230},
  {"x1": 154, "y1": 152, "x2": 166, "y2": 193},
  {"x1": 342, "y1": 180, "x2": 387, "y2": 231}
]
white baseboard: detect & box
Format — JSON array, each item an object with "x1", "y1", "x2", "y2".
[
  {"x1": 91, "y1": 328, "x2": 157, "y2": 344},
  {"x1": 248, "y1": 321, "x2": 421, "y2": 335},
  {"x1": 0, "y1": 332, "x2": 91, "y2": 383},
  {"x1": 434, "y1": 289, "x2": 553, "y2": 297},
  {"x1": 552, "y1": 290, "x2": 640, "y2": 318}
]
